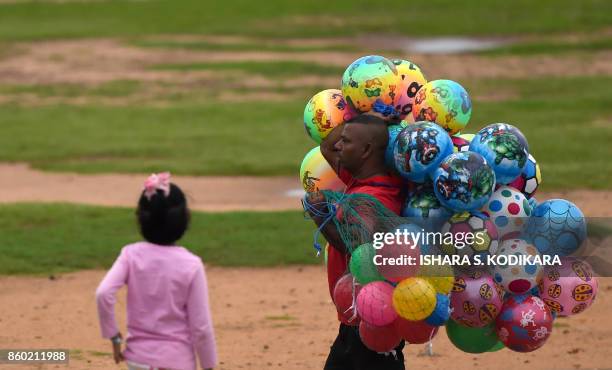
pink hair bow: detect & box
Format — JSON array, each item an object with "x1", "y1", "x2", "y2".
[{"x1": 143, "y1": 172, "x2": 171, "y2": 200}]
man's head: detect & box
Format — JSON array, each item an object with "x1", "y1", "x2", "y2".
[{"x1": 334, "y1": 113, "x2": 389, "y2": 176}]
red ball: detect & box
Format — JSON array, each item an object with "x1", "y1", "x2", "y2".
[
  {"x1": 359, "y1": 321, "x2": 402, "y2": 353},
  {"x1": 333, "y1": 274, "x2": 361, "y2": 326},
  {"x1": 495, "y1": 294, "x2": 553, "y2": 352},
  {"x1": 393, "y1": 317, "x2": 438, "y2": 344}
]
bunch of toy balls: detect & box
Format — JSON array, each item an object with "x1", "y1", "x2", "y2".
[{"x1": 300, "y1": 55, "x2": 596, "y2": 354}]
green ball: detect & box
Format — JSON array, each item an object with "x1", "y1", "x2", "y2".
[
  {"x1": 445, "y1": 320, "x2": 500, "y2": 353},
  {"x1": 487, "y1": 340, "x2": 505, "y2": 352},
  {"x1": 349, "y1": 243, "x2": 384, "y2": 284}
]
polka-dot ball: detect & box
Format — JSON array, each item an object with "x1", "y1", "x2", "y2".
[
  {"x1": 492, "y1": 239, "x2": 543, "y2": 295},
  {"x1": 482, "y1": 185, "x2": 531, "y2": 240}
]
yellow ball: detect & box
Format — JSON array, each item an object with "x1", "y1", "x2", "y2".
[
  {"x1": 417, "y1": 264, "x2": 455, "y2": 295},
  {"x1": 392, "y1": 277, "x2": 436, "y2": 321}
]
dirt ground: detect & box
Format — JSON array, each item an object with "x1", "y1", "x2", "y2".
[
  {"x1": 1, "y1": 163, "x2": 612, "y2": 216},
  {"x1": 0, "y1": 268, "x2": 610, "y2": 370}
]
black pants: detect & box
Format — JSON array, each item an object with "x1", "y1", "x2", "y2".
[{"x1": 324, "y1": 324, "x2": 405, "y2": 370}]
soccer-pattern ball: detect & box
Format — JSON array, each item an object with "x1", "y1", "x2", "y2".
[
  {"x1": 509, "y1": 153, "x2": 541, "y2": 199},
  {"x1": 440, "y1": 212, "x2": 499, "y2": 266},
  {"x1": 493, "y1": 239, "x2": 543, "y2": 295},
  {"x1": 482, "y1": 185, "x2": 532, "y2": 240}
]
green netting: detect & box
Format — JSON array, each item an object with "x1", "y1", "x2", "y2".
[{"x1": 320, "y1": 190, "x2": 405, "y2": 254}]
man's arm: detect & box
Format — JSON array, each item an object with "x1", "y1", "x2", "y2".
[{"x1": 305, "y1": 192, "x2": 347, "y2": 254}]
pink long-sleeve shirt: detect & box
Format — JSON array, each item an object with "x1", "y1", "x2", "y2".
[{"x1": 95, "y1": 241, "x2": 217, "y2": 370}]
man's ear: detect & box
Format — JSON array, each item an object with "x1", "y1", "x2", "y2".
[{"x1": 361, "y1": 142, "x2": 373, "y2": 160}]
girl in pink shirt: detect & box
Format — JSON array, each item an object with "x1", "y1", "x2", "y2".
[{"x1": 96, "y1": 173, "x2": 217, "y2": 370}]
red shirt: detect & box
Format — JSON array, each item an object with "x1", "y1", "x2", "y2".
[{"x1": 327, "y1": 169, "x2": 405, "y2": 301}]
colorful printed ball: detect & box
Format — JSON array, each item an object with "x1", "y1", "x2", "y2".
[
  {"x1": 357, "y1": 281, "x2": 398, "y2": 326},
  {"x1": 333, "y1": 273, "x2": 362, "y2": 326},
  {"x1": 418, "y1": 263, "x2": 455, "y2": 294},
  {"x1": 385, "y1": 122, "x2": 409, "y2": 170},
  {"x1": 412, "y1": 79, "x2": 472, "y2": 135},
  {"x1": 350, "y1": 243, "x2": 385, "y2": 284},
  {"x1": 539, "y1": 257, "x2": 598, "y2": 316},
  {"x1": 492, "y1": 239, "x2": 543, "y2": 295},
  {"x1": 440, "y1": 211, "x2": 500, "y2": 267},
  {"x1": 482, "y1": 185, "x2": 532, "y2": 240},
  {"x1": 509, "y1": 153, "x2": 541, "y2": 199},
  {"x1": 303, "y1": 89, "x2": 356, "y2": 143},
  {"x1": 469, "y1": 123, "x2": 529, "y2": 184},
  {"x1": 341, "y1": 55, "x2": 399, "y2": 114},
  {"x1": 495, "y1": 294, "x2": 553, "y2": 352},
  {"x1": 299, "y1": 146, "x2": 344, "y2": 193},
  {"x1": 359, "y1": 321, "x2": 402, "y2": 352},
  {"x1": 452, "y1": 133, "x2": 475, "y2": 153},
  {"x1": 525, "y1": 199, "x2": 587, "y2": 256},
  {"x1": 433, "y1": 151, "x2": 496, "y2": 212},
  {"x1": 450, "y1": 272, "x2": 503, "y2": 327},
  {"x1": 392, "y1": 277, "x2": 437, "y2": 321},
  {"x1": 426, "y1": 293, "x2": 451, "y2": 326},
  {"x1": 393, "y1": 121, "x2": 453, "y2": 182},
  {"x1": 401, "y1": 183, "x2": 452, "y2": 232},
  {"x1": 389, "y1": 59, "x2": 427, "y2": 122}
]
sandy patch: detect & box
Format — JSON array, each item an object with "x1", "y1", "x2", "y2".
[
  {"x1": 1, "y1": 163, "x2": 611, "y2": 216},
  {"x1": 0, "y1": 38, "x2": 611, "y2": 89},
  {"x1": 0, "y1": 268, "x2": 610, "y2": 370}
]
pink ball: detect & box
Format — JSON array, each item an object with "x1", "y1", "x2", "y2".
[
  {"x1": 496, "y1": 294, "x2": 553, "y2": 352},
  {"x1": 359, "y1": 321, "x2": 402, "y2": 353},
  {"x1": 357, "y1": 281, "x2": 398, "y2": 326},
  {"x1": 539, "y1": 257, "x2": 598, "y2": 316},
  {"x1": 375, "y1": 230, "x2": 421, "y2": 282},
  {"x1": 450, "y1": 271, "x2": 504, "y2": 327},
  {"x1": 333, "y1": 274, "x2": 362, "y2": 326}
]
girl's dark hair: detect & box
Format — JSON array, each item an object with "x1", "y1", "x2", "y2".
[{"x1": 137, "y1": 183, "x2": 190, "y2": 245}]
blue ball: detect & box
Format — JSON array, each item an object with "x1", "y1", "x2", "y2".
[
  {"x1": 401, "y1": 183, "x2": 453, "y2": 233},
  {"x1": 432, "y1": 151, "x2": 496, "y2": 212},
  {"x1": 524, "y1": 199, "x2": 587, "y2": 256},
  {"x1": 425, "y1": 294, "x2": 450, "y2": 326},
  {"x1": 385, "y1": 123, "x2": 408, "y2": 170},
  {"x1": 469, "y1": 123, "x2": 529, "y2": 184},
  {"x1": 393, "y1": 121, "x2": 453, "y2": 182}
]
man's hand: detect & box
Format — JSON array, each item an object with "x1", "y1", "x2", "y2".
[{"x1": 111, "y1": 333, "x2": 124, "y2": 364}]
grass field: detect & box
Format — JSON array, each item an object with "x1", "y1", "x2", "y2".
[
  {"x1": 0, "y1": 0, "x2": 609, "y2": 40},
  {"x1": 0, "y1": 76, "x2": 610, "y2": 188},
  {"x1": 0, "y1": 203, "x2": 318, "y2": 274}
]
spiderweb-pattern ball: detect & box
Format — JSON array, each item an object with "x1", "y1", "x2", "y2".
[
  {"x1": 493, "y1": 239, "x2": 543, "y2": 295},
  {"x1": 303, "y1": 89, "x2": 356, "y2": 143},
  {"x1": 539, "y1": 257, "x2": 598, "y2": 317},
  {"x1": 509, "y1": 153, "x2": 541, "y2": 199},
  {"x1": 469, "y1": 123, "x2": 529, "y2": 184},
  {"x1": 525, "y1": 199, "x2": 587, "y2": 257},
  {"x1": 357, "y1": 281, "x2": 398, "y2": 326},
  {"x1": 450, "y1": 272, "x2": 503, "y2": 327},
  {"x1": 495, "y1": 294, "x2": 553, "y2": 352},
  {"x1": 412, "y1": 79, "x2": 472, "y2": 135},
  {"x1": 482, "y1": 185, "x2": 532, "y2": 240},
  {"x1": 341, "y1": 55, "x2": 399, "y2": 114},
  {"x1": 392, "y1": 277, "x2": 437, "y2": 321}
]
